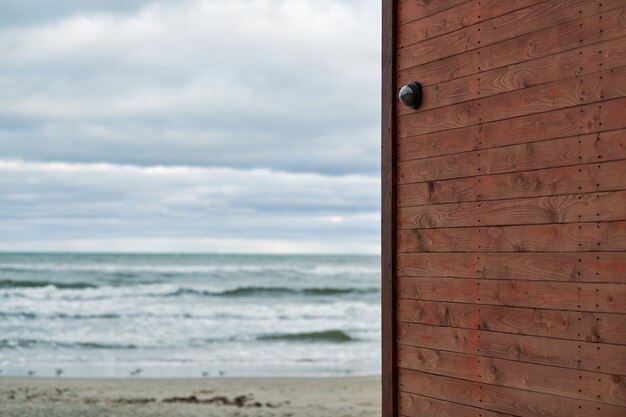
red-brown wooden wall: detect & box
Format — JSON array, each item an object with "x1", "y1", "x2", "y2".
[{"x1": 382, "y1": 1, "x2": 626, "y2": 416}]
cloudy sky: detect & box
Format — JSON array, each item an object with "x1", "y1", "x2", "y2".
[{"x1": 0, "y1": 0, "x2": 381, "y2": 254}]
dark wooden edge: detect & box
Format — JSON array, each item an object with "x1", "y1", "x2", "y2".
[{"x1": 381, "y1": 0, "x2": 397, "y2": 416}]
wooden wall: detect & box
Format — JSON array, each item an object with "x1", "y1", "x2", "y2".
[{"x1": 382, "y1": 1, "x2": 626, "y2": 416}]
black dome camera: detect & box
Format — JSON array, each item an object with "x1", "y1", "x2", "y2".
[{"x1": 398, "y1": 82, "x2": 423, "y2": 109}]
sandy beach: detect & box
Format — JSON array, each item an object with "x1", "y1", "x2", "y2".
[{"x1": 0, "y1": 376, "x2": 380, "y2": 417}]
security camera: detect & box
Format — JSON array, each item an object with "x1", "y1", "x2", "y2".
[{"x1": 398, "y1": 82, "x2": 423, "y2": 109}]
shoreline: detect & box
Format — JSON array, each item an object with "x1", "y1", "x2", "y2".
[{"x1": 0, "y1": 375, "x2": 381, "y2": 417}]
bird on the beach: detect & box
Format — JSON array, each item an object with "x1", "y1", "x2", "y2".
[
  {"x1": 28, "y1": 370, "x2": 35, "y2": 377},
  {"x1": 202, "y1": 372, "x2": 209, "y2": 378},
  {"x1": 56, "y1": 369, "x2": 63, "y2": 377},
  {"x1": 130, "y1": 368, "x2": 143, "y2": 377},
  {"x1": 219, "y1": 370, "x2": 225, "y2": 377}
]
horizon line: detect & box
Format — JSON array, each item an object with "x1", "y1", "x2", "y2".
[{"x1": 0, "y1": 251, "x2": 380, "y2": 256}]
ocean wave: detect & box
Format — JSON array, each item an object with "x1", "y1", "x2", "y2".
[
  {"x1": 0, "y1": 312, "x2": 37, "y2": 319},
  {"x1": 0, "y1": 279, "x2": 97, "y2": 289},
  {"x1": 1, "y1": 284, "x2": 378, "y2": 301},
  {"x1": 257, "y1": 330, "x2": 355, "y2": 343},
  {"x1": 169, "y1": 286, "x2": 379, "y2": 298},
  {"x1": 0, "y1": 311, "x2": 262, "y2": 321},
  {"x1": 0, "y1": 339, "x2": 137, "y2": 350},
  {"x1": 0, "y1": 312, "x2": 121, "y2": 320}
]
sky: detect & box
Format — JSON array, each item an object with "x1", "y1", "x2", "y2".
[{"x1": 0, "y1": 0, "x2": 381, "y2": 254}]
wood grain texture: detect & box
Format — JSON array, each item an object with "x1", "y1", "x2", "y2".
[
  {"x1": 398, "y1": 0, "x2": 621, "y2": 69},
  {"x1": 398, "y1": 391, "x2": 516, "y2": 417},
  {"x1": 398, "y1": 65, "x2": 626, "y2": 139},
  {"x1": 398, "y1": 369, "x2": 626, "y2": 417},
  {"x1": 389, "y1": 0, "x2": 626, "y2": 414},
  {"x1": 381, "y1": 1, "x2": 396, "y2": 417},
  {"x1": 398, "y1": 31, "x2": 626, "y2": 116},
  {"x1": 398, "y1": 344, "x2": 626, "y2": 406},
  {"x1": 396, "y1": 252, "x2": 626, "y2": 282},
  {"x1": 397, "y1": 96, "x2": 626, "y2": 163},
  {"x1": 397, "y1": 0, "x2": 537, "y2": 48},
  {"x1": 399, "y1": 158, "x2": 626, "y2": 206},
  {"x1": 399, "y1": 129, "x2": 625, "y2": 184},
  {"x1": 397, "y1": 220, "x2": 626, "y2": 253},
  {"x1": 397, "y1": 276, "x2": 626, "y2": 313},
  {"x1": 398, "y1": 6, "x2": 626, "y2": 83},
  {"x1": 397, "y1": 299, "x2": 626, "y2": 344},
  {"x1": 397, "y1": 322, "x2": 626, "y2": 374},
  {"x1": 398, "y1": 190, "x2": 626, "y2": 229},
  {"x1": 397, "y1": 0, "x2": 470, "y2": 25}
]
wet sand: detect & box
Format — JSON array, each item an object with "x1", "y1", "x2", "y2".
[{"x1": 0, "y1": 376, "x2": 380, "y2": 417}]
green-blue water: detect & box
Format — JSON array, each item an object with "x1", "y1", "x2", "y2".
[{"x1": 0, "y1": 253, "x2": 381, "y2": 378}]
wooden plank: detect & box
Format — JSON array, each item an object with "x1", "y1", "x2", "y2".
[
  {"x1": 397, "y1": 96, "x2": 626, "y2": 163},
  {"x1": 482, "y1": 95, "x2": 625, "y2": 151},
  {"x1": 398, "y1": 65, "x2": 626, "y2": 139},
  {"x1": 399, "y1": 129, "x2": 625, "y2": 184},
  {"x1": 399, "y1": 391, "x2": 516, "y2": 417},
  {"x1": 399, "y1": 158, "x2": 626, "y2": 206},
  {"x1": 397, "y1": 322, "x2": 626, "y2": 374},
  {"x1": 478, "y1": 6, "x2": 626, "y2": 74},
  {"x1": 396, "y1": 252, "x2": 626, "y2": 282},
  {"x1": 398, "y1": 190, "x2": 626, "y2": 229},
  {"x1": 397, "y1": 220, "x2": 626, "y2": 253},
  {"x1": 398, "y1": 369, "x2": 626, "y2": 417},
  {"x1": 397, "y1": 0, "x2": 537, "y2": 48},
  {"x1": 397, "y1": 6, "x2": 626, "y2": 86},
  {"x1": 397, "y1": 180, "x2": 430, "y2": 207},
  {"x1": 478, "y1": 36, "x2": 626, "y2": 97},
  {"x1": 398, "y1": 35, "x2": 626, "y2": 117},
  {"x1": 398, "y1": 0, "x2": 619, "y2": 69},
  {"x1": 381, "y1": 1, "x2": 396, "y2": 417},
  {"x1": 397, "y1": 0, "x2": 470, "y2": 25},
  {"x1": 397, "y1": 276, "x2": 626, "y2": 313},
  {"x1": 397, "y1": 299, "x2": 626, "y2": 344},
  {"x1": 398, "y1": 95, "x2": 482, "y2": 137},
  {"x1": 398, "y1": 345, "x2": 626, "y2": 406},
  {"x1": 398, "y1": 0, "x2": 540, "y2": 47}
]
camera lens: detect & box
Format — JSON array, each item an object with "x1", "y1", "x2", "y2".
[{"x1": 398, "y1": 82, "x2": 422, "y2": 109}]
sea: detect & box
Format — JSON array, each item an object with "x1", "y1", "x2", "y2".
[{"x1": 0, "y1": 253, "x2": 381, "y2": 378}]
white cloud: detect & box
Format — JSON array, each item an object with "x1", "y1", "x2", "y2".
[
  {"x1": 0, "y1": 160, "x2": 380, "y2": 254},
  {"x1": 0, "y1": 0, "x2": 381, "y2": 252},
  {"x1": 0, "y1": 0, "x2": 381, "y2": 174}
]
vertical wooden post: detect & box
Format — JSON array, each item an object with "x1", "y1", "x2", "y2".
[{"x1": 381, "y1": 0, "x2": 396, "y2": 416}]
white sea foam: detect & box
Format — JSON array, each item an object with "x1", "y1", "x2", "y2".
[{"x1": 0, "y1": 253, "x2": 381, "y2": 377}]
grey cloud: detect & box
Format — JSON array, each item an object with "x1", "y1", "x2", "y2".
[
  {"x1": 0, "y1": 160, "x2": 380, "y2": 252},
  {"x1": 0, "y1": 0, "x2": 156, "y2": 27},
  {"x1": 0, "y1": 0, "x2": 381, "y2": 174},
  {"x1": 0, "y1": 0, "x2": 381, "y2": 253},
  {"x1": 1, "y1": 123, "x2": 380, "y2": 174}
]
